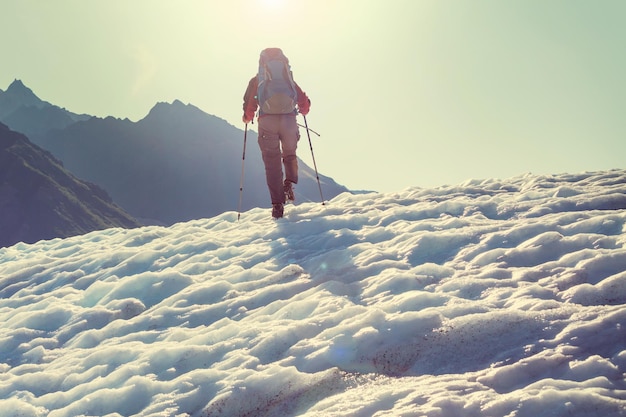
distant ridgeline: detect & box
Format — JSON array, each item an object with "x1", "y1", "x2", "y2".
[
  {"x1": 0, "y1": 80, "x2": 350, "y2": 230},
  {"x1": 0, "y1": 121, "x2": 140, "y2": 248}
]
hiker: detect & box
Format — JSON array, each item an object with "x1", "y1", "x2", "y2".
[{"x1": 242, "y1": 47, "x2": 311, "y2": 219}]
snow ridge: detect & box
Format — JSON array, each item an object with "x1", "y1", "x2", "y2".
[{"x1": 1, "y1": 170, "x2": 625, "y2": 416}]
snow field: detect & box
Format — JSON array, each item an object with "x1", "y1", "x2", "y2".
[{"x1": 0, "y1": 170, "x2": 625, "y2": 416}]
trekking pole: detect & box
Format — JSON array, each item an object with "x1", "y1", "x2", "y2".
[
  {"x1": 297, "y1": 122, "x2": 321, "y2": 137},
  {"x1": 303, "y1": 115, "x2": 325, "y2": 205},
  {"x1": 237, "y1": 124, "x2": 248, "y2": 221}
]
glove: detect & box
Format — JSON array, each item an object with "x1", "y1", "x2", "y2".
[
  {"x1": 298, "y1": 98, "x2": 311, "y2": 116},
  {"x1": 242, "y1": 115, "x2": 252, "y2": 124}
]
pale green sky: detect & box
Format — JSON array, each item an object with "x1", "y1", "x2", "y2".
[{"x1": 2, "y1": 0, "x2": 625, "y2": 192}]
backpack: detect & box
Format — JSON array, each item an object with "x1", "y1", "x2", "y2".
[{"x1": 257, "y1": 48, "x2": 298, "y2": 115}]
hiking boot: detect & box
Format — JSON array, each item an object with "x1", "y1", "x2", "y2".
[
  {"x1": 272, "y1": 203, "x2": 284, "y2": 219},
  {"x1": 284, "y1": 180, "x2": 295, "y2": 203}
]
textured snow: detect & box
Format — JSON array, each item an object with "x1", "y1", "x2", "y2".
[{"x1": 1, "y1": 170, "x2": 625, "y2": 416}]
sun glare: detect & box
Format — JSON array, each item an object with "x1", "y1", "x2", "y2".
[
  {"x1": 249, "y1": 0, "x2": 302, "y2": 32},
  {"x1": 259, "y1": 0, "x2": 286, "y2": 9}
]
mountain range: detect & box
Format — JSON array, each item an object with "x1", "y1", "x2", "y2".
[
  {"x1": 0, "y1": 80, "x2": 349, "y2": 228},
  {"x1": 0, "y1": 79, "x2": 90, "y2": 139},
  {"x1": 0, "y1": 121, "x2": 140, "y2": 248}
]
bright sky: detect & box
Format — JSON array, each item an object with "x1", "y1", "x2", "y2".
[{"x1": 2, "y1": 0, "x2": 625, "y2": 192}]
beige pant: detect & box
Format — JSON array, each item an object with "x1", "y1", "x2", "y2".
[{"x1": 257, "y1": 114, "x2": 300, "y2": 204}]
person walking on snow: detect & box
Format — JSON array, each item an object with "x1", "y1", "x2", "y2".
[{"x1": 242, "y1": 47, "x2": 311, "y2": 219}]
